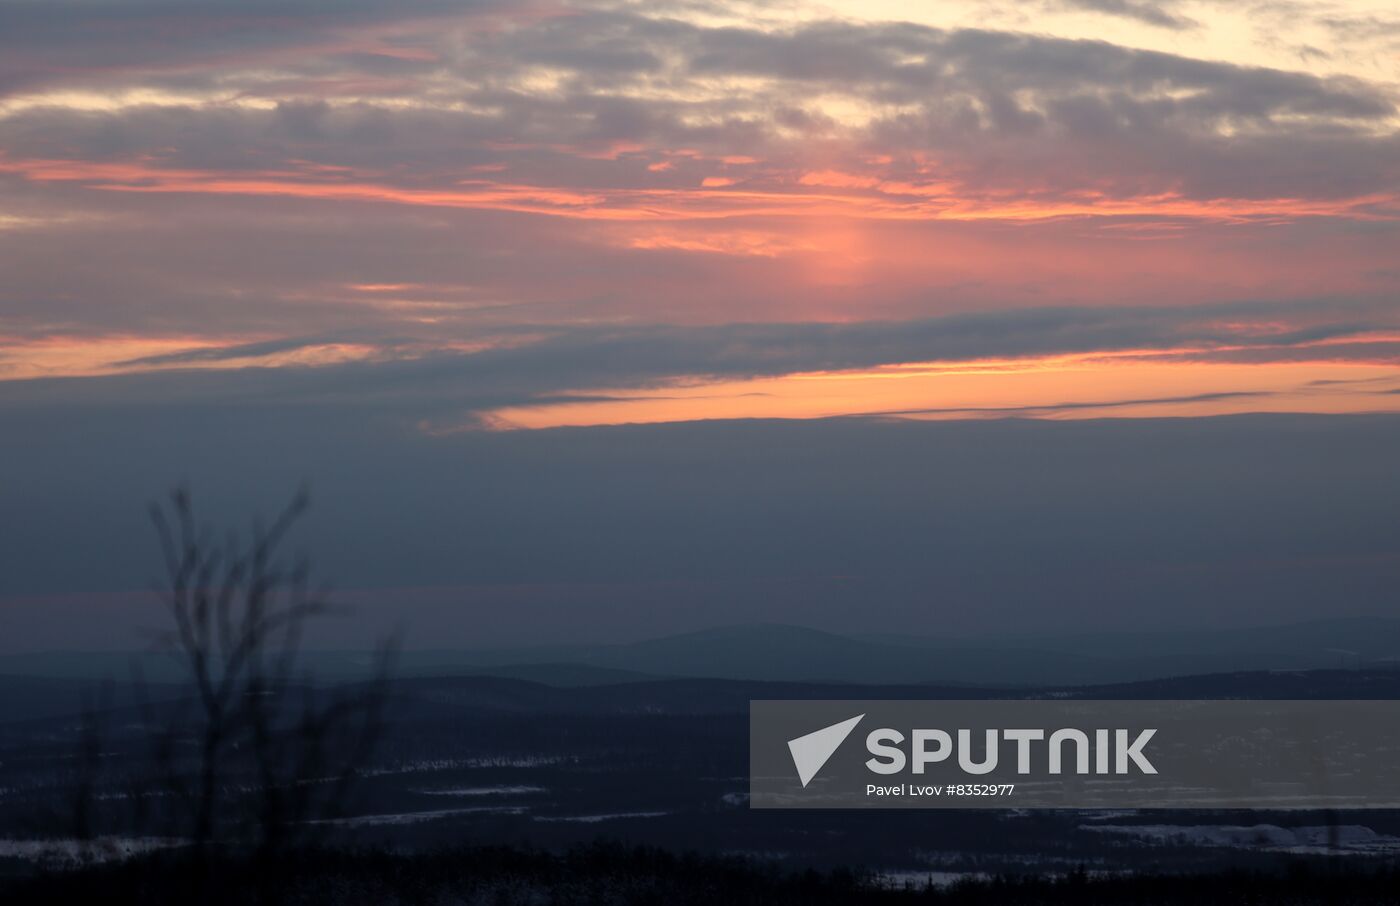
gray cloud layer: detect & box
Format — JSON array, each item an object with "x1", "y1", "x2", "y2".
[
  {"x1": 1054, "y1": 0, "x2": 1196, "y2": 29},
  {"x1": 0, "y1": 0, "x2": 1395, "y2": 354},
  {"x1": 4, "y1": 411, "x2": 1400, "y2": 644},
  {"x1": 1, "y1": 5, "x2": 1393, "y2": 203},
  {"x1": 4, "y1": 299, "x2": 1396, "y2": 428}
]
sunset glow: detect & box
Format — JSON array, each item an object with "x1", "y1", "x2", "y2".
[
  {"x1": 483, "y1": 355, "x2": 1400, "y2": 430},
  {"x1": 1, "y1": 0, "x2": 1397, "y2": 426}
]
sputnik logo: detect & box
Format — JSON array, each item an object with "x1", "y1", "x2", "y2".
[{"x1": 787, "y1": 714, "x2": 864, "y2": 787}]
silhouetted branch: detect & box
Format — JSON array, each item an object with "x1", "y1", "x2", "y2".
[{"x1": 77, "y1": 486, "x2": 396, "y2": 871}]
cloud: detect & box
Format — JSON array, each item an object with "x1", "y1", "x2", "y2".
[
  {"x1": 0, "y1": 2, "x2": 1395, "y2": 418},
  {"x1": 873, "y1": 389, "x2": 1277, "y2": 418},
  {"x1": 1053, "y1": 0, "x2": 1196, "y2": 30},
  {"x1": 5, "y1": 409, "x2": 1400, "y2": 642},
  {"x1": 679, "y1": 19, "x2": 1390, "y2": 116},
  {"x1": 0, "y1": 8, "x2": 1393, "y2": 210},
  {"x1": 4, "y1": 299, "x2": 1396, "y2": 426},
  {"x1": 115, "y1": 334, "x2": 358, "y2": 366},
  {"x1": 0, "y1": 0, "x2": 514, "y2": 97}
]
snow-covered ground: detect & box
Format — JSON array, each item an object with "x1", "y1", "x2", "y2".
[
  {"x1": 0, "y1": 836, "x2": 183, "y2": 866},
  {"x1": 1082, "y1": 823, "x2": 1400, "y2": 854},
  {"x1": 413, "y1": 785, "x2": 546, "y2": 797},
  {"x1": 533, "y1": 811, "x2": 671, "y2": 823},
  {"x1": 310, "y1": 805, "x2": 528, "y2": 827},
  {"x1": 871, "y1": 870, "x2": 991, "y2": 890},
  {"x1": 365, "y1": 754, "x2": 575, "y2": 775},
  {"x1": 877, "y1": 867, "x2": 1128, "y2": 890}
]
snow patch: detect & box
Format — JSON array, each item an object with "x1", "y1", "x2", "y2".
[
  {"x1": 1082, "y1": 823, "x2": 1400, "y2": 854},
  {"x1": 0, "y1": 836, "x2": 183, "y2": 866},
  {"x1": 414, "y1": 785, "x2": 546, "y2": 797},
  {"x1": 311, "y1": 806, "x2": 528, "y2": 827},
  {"x1": 534, "y1": 811, "x2": 670, "y2": 823},
  {"x1": 872, "y1": 870, "x2": 991, "y2": 890}
]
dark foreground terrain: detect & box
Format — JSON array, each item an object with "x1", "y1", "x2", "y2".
[
  {"x1": 4, "y1": 844, "x2": 1400, "y2": 905},
  {"x1": 3, "y1": 666, "x2": 1400, "y2": 901}
]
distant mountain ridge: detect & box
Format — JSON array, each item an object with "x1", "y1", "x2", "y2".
[
  {"x1": 6, "y1": 616, "x2": 1399, "y2": 690},
  {"x1": 403, "y1": 617, "x2": 1400, "y2": 686},
  {"x1": 862, "y1": 616, "x2": 1400, "y2": 664},
  {"x1": 8, "y1": 667, "x2": 1400, "y2": 727}
]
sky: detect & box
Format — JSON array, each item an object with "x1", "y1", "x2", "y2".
[{"x1": 1, "y1": 0, "x2": 1399, "y2": 648}]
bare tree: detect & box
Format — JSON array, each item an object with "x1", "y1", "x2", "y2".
[{"x1": 137, "y1": 486, "x2": 394, "y2": 864}]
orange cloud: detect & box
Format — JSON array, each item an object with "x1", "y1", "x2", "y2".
[
  {"x1": 4, "y1": 155, "x2": 1394, "y2": 228},
  {"x1": 481, "y1": 350, "x2": 1400, "y2": 431},
  {"x1": 0, "y1": 333, "x2": 383, "y2": 380}
]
